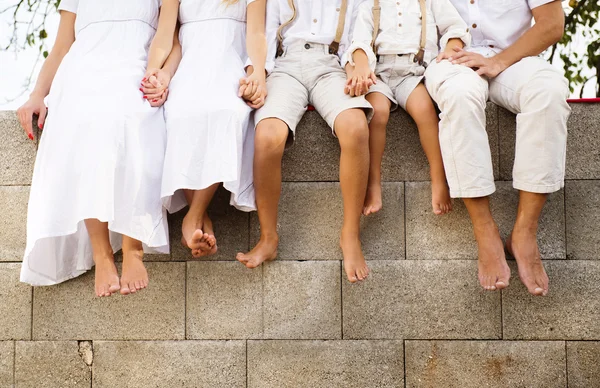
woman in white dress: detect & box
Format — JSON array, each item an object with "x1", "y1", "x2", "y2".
[
  {"x1": 142, "y1": 0, "x2": 267, "y2": 257},
  {"x1": 16, "y1": 0, "x2": 173, "y2": 297}
]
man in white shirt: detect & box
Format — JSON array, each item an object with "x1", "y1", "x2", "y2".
[
  {"x1": 424, "y1": 0, "x2": 571, "y2": 296},
  {"x1": 237, "y1": 0, "x2": 374, "y2": 284}
]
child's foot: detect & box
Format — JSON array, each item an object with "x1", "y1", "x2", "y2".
[
  {"x1": 475, "y1": 221, "x2": 511, "y2": 291},
  {"x1": 340, "y1": 231, "x2": 369, "y2": 283},
  {"x1": 94, "y1": 254, "x2": 120, "y2": 297},
  {"x1": 181, "y1": 210, "x2": 210, "y2": 250},
  {"x1": 191, "y1": 214, "x2": 218, "y2": 257},
  {"x1": 236, "y1": 235, "x2": 278, "y2": 269},
  {"x1": 363, "y1": 183, "x2": 383, "y2": 216},
  {"x1": 120, "y1": 248, "x2": 148, "y2": 295},
  {"x1": 506, "y1": 229, "x2": 549, "y2": 296},
  {"x1": 431, "y1": 179, "x2": 452, "y2": 215}
]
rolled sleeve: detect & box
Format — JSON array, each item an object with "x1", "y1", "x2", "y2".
[
  {"x1": 263, "y1": 0, "x2": 280, "y2": 74},
  {"x1": 433, "y1": 0, "x2": 471, "y2": 49},
  {"x1": 344, "y1": 1, "x2": 377, "y2": 70},
  {"x1": 58, "y1": 0, "x2": 79, "y2": 13},
  {"x1": 528, "y1": 0, "x2": 557, "y2": 9}
]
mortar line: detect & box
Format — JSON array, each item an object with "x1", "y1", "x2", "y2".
[
  {"x1": 563, "y1": 184, "x2": 568, "y2": 259},
  {"x1": 340, "y1": 261, "x2": 344, "y2": 339},
  {"x1": 30, "y1": 286, "x2": 34, "y2": 340},
  {"x1": 12, "y1": 340, "x2": 16, "y2": 387},
  {"x1": 564, "y1": 340, "x2": 569, "y2": 387},
  {"x1": 403, "y1": 182, "x2": 407, "y2": 260},
  {"x1": 500, "y1": 289, "x2": 504, "y2": 339},
  {"x1": 184, "y1": 262, "x2": 188, "y2": 339},
  {"x1": 403, "y1": 339, "x2": 407, "y2": 388},
  {"x1": 245, "y1": 340, "x2": 249, "y2": 388}
]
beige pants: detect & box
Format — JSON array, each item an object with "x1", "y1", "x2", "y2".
[{"x1": 425, "y1": 56, "x2": 571, "y2": 198}]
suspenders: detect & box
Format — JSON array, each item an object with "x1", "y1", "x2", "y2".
[
  {"x1": 371, "y1": 0, "x2": 428, "y2": 66},
  {"x1": 275, "y1": 0, "x2": 349, "y2": 57}
]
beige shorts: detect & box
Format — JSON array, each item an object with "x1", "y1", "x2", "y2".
[
  {"x1": 371, "y1": 54, "x2": 426, "y2": 110},
  {"x1": 255, "y1": 42, "x2": 373, "y2": 142}
]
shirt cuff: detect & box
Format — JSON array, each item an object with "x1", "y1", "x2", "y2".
[
  {"x1": 439, "y1": 29, "x2": 472, "y2": 51},
  {"x1": 528, "y1": 0, "x2": 556, "y2": 9},
  {"x1": 345, "y1": 42, "x2": 377, "y2": 72},
  {"x1": 245, "y1": 58, "x2": 275, "y2": 75}
]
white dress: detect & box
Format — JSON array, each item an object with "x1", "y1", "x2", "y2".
[
  {"x1": 20, "y1": 0, "x2": 169, "y2": 286},
  {"x1": 162, "y1": 0, "x2": 257, "y2": 213}
]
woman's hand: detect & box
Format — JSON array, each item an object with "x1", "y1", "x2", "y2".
[
  {"x1": 239, "y1": 69, "x2": 267, "y2": 109},
  {"x1": 345, "y1": 64, "x2": 376, "y2": 97},
  {"x1": 16, "y1": 94, "x2": 47, "y2": 140},
  {"x1": 141, "y1": 68, "x2": 171, "y2": 105}
]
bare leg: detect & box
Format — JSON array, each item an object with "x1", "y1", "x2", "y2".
[
  {"x1": 463, "y1": 197, "x2": 511, "y2": 291},
  {"x1": 120, "y1": 236, "x2": 148, "y2": 295},
  {"x1": 506, "y1": 191, "x2": 549, "y2": 296},
  {"x1": 236, "y1": 118, "x2": 287, "y2": 268},
  {"x1": 406, "y1": 84, "x2": 452, "y2": 215},
  {"x1": 181, "y1": 184, "x2": 219, "y2": 257},
  {"x1": 335, "y1": 109, "x2": 370, "y2": 283},
  {"x1": 363, "y1": 92, "x2": 391, "y2": 216},
  {"x1": 84, "y1": 219, "x2": 119, "y2": 297}
]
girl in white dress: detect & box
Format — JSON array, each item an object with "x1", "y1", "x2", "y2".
[
  {"x1": 142, "y1": 0, "x2": 267, "y2": 257},
  {"x1": 16, "y1": 0, "x2": 171, "y2": 297}
]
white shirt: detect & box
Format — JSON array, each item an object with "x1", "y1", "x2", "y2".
[
  {"x1": 348, "y1": 0, "x2": 470, "y2": 70},
  {"x1": 258, "y1": 0, "x2": 366, "y2": 73},
  {"x1": 450, "y1": 0, "x2": 556, "y2": 57}
]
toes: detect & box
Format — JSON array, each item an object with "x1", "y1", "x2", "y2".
[
  {"x1": 129, "y1": 282, "x2": 137, "y2": 293},
  {"x1": 134, "y1": 280, "x2": 141, "y2": 291},
  {"x1": 120, "y1": 283, "x2": 131, "y2": 295},
  {"x1": 433, "y1": 205, "x2": 443, "y2": 215}
]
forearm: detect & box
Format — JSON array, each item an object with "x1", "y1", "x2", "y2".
[
  {"x1": 353, "y1": 49, "x2": 370, "y2": 70},
  {"x1": 247, "y1": 31, "x2": 267, "y2": 76},
  {"x1": 30, "y1": 48, "x2": 70, "y2": 99},
  {"x1": 147, "y1": 37, "x2": 174, "y2": 70},
  {"x1": 445, "y1": 38, "x2": 464, "y2": 51},
  {"x1": 161, "y1": 32, "x2": 182, "y2": 78}
]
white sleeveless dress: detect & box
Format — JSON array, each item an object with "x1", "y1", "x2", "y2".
[
  {"x1": 161, "y1": 0, "x2": 257, "y2": 213},
  {"x1": 20, "y1": 0, "x2": 169, "y2": 286}
]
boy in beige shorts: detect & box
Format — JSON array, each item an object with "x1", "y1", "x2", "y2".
[
  {"x1": 236, "y1": 0, "x2": 377, "y2": 283},
  {"x1": 345, "y1": 0, "x2": 470, "y2": 216}
]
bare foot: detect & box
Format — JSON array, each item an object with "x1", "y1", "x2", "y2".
[
  {"x1": 474, "y1": 221, "x2": 511, "y2": 291},
  {"x1": 363, "y1": 183, "x2": 383, "y2": 216},
  {"x1": 94, "y1": 254, "x2": 120, "y2": 297},
  {"x1": 340, "y1": 231, "x2": 369, "y2": 283},
  {"x1": 432, "y1": 179, "x2": 452, "y2": 215},
  {"x1": 120, "y1": 248, "x2": 148, "y2": 295},
  {"x1": 191, "y1": 214, "x2": 218, "y2": 258},
  {"x1": 236, "y1": 235, "x2": 278, "y2": 269},
  {"x1": 506, "y1": 228, "x2": 549, "y2": 296}
]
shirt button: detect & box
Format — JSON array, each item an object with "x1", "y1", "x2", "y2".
[
  {"x1": 304, "y1": 43, "x2": 310, "y2": 49},
  {"x1": 472, "y1": 23, "x2": 477, "y2": 28},
  {"x1": 489, "y1": 44, "x2": 495, "y2": 48},
  {"x1": 336, "y1": 7, "x2": 340, "y2": 11},
  {"x1": 398, "y1": 23, "x2": 402, "y2": 27},
  {"x1": 313, "y1": 19, "x2": 317, "y2": 23},
  {"x1": 470, "y1": 0, "x2": 474, "y2": 3},
  {"x1": 398, "y1": 12, "x2": 402, "y2": 15}
]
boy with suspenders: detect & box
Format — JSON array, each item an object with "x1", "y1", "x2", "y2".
[
  {"x1": 345, "y1": 0, "x2": 470, "y2": 216},
  {"x1": 237, "y1": 0, "x2": 381, "y2": 283}
]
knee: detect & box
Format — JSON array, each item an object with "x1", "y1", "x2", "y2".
[
  {"x1": 335, "y1": 110, "x2": 369, "y2": 146},
  {"x1": 438, "y1": 75, "x2": 487, "y2": 111},
  {"x1": 255, "y1": 119, "x2": 289, "y2": 154},
  {"x1": 370, "y1": 101, "x2": 391, "y2": 129},
  {"x1": 522, "y1": 71, "x2": 570, "y2": 113}
]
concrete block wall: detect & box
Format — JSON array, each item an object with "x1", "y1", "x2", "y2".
[{"x1": 0, "y1": 104, "x2": 599, "y2": 387}]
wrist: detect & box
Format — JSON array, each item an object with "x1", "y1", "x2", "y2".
[
  {"x1": 29, "y1": 90, "x2": 46, "y2": 100},
  {"x1": 492, "y1": 54, "x2": 510, "y2": 72}
]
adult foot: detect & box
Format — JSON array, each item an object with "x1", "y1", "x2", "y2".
[
  {"x1": 431, "y1": 179, "x2": 452, "y2": 215},
  {"x1": 191, "y1": 214, "x2": 218, "y2": 257},
  {"x1": 363, "y1": 183, "x2": 383, "y2": 216},
  {"x1": 506, "y1": 228, "x2": 549, "y2": 296},
  {"x1": 120, "y1": 248, "x2": 148, "y2": 295},
  {"x1": 236, "y1": 235, "x2": 278, "y2": 269},
  {"x1": 474, "y1": 221, "x2": 511, "y2": 291},
  {"x1": 94, "y1": 254, "x2": 120, "y2": 297},
  {"x1": 340, "y1": 231, "x2": 369, "y2": 283}
]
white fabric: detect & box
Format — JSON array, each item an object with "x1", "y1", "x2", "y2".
[
  {"x1": 59, "y1": 0, "x2": 162, "y2": 35},
  {"x1": 161, "y1": 0, "x2": 256, "y2": 213},
  {"x1": 348, "y1": 0, "x2": 470, "y2": 70},
  {"x1": 21, "y1": 0, "x2": 168, "y2": 286},
  {"x1": 449, "y1": 0, "x2": 557, "y2": 57},
  {"x1": 247, "y1": 0, "x2": 366, "y2": 73},
  {"x1": 424, "y1": 56, "x2": 570, "y2": 198}
]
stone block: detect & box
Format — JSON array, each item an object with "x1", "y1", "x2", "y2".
[
  {"x1": 567, "y1": 341, "x2": 600, "y2": 388},
  {"x1": 15, "y1": 341, "x2": 90, "y2": 388},
  {"x1": 566, "y1": 180, "x2": 600, "y2": 260},
  {"x1": 405, "y1": 181, "x2": 565, "y2": 260},
  {"x1": 32, "y1": 262, "x2": 185, "y2": 340},
  {"x1": 0, "y1": 111, "x2": 37, "y2": 185},
  {"x1": 247, "y1": 340, "x2": 404, "y2": 388},
  {"x1": 263, "y1": 261, "x2": 341, "y2": 339},
  {"x1": 169, "y1": 186, "x2": 249, "y2": 261},
  {"x1": 503, "y1": 261, "x2": 600, "y2": 339},
  {"x1": 405, "y1": 340, "x2": 566, "y2": 388},
  {"x1": 0, "y1": 263, "x2": 32, "y2": 340},
  {"x1": 342, "y1": 261, "x2": 501, "y2": 339},
  {"x1": 251, "y1": 182, "x2": 405, "y2": 261},
  {"x1": 0, "y1": 342, "x2": 13, "y2": 388},
  {"x1": 93, "y1": 340, "x2": 246, "y2": 387},
  {"x1": 0, "y1": 186, "x2": 29, "y2": 261},
  {"x1": 186, "y1": 261, "x2": 262, "y2": 339}
]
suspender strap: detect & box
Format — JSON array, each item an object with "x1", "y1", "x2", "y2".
[
  {"x1": 414, "y1": 0, "x2": 427, "y2": 65},
  {"x1": 276, "y1": 0, "x2": 297, "y2": 57},
  {"x1": 371, "y1": 0, "x2": 381, "y2": 55},
  {"x1": 329, "y1": 0, "x2": 348, "y2": 55}
]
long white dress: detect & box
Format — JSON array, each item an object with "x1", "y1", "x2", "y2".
[
  {"x1": 162, "y1": 0, "x2": 257, "y2": 213},
  {"x1": 20, "y1": 0, "x2": 169, "y2": 286}
]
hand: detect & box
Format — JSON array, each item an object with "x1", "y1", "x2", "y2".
[
  {"x1": 450, "y1": 47, "x2": 507, "y2": 78},
  {"x1": 239, "y1": 69, "x2": 267, "y2": 109},
  {"x1": 148, "y1": 88, "x2": 169, "y2": 107},
  {"x1": 16, "y1": 94, "x2": 47, "y2": 140},
  {"x1": 141, "y1": 68, "x2": 171, "y2": 103},
  {"x1": 436, "y1": 46, "x2": 457, "y2": 63},
  {"x1": 344, "y1": 64, "x2": 376, "y2": 97}
]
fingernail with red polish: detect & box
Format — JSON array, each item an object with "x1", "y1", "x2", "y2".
[
  {"x1": 38, "y1": 123, "x2": 43, "y2": 129},
  {"x1": 143, "y1": 96, "x2": 148, "y2": 99},
  {"x1": 142, "y1": 77, "x2": 147, "y2": 82},
  {"x1": 28, "y1": 133, "x2": 34, "y2": 140},
  {"x1": 139, "y1": 88, "x2": 143, "y2": 92}
]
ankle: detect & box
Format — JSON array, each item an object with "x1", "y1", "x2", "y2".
[{"x1": 259, "y1": 232, "x2": 279, "y2": 244}]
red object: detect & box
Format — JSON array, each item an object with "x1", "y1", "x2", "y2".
[
  {"x1": 28, "y1": 133, "x2": 34, "y2": 140},
  {"x1": 307, "y1": 105, "x2": 315, "y2": 111},
  {"x1": 143, "y1": 96, "x2": 148, "y2": 99},
  {"x1": 38, "y1": 123, "x2": 43, "y2": 130},
  {"x1": 567, "y1": 98, "x2": 600, "y2": 103}
]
